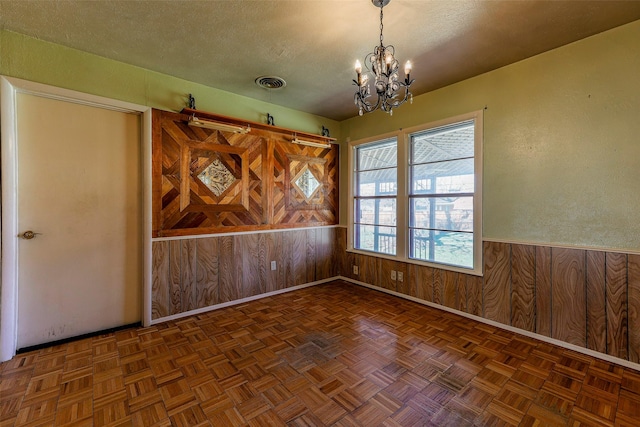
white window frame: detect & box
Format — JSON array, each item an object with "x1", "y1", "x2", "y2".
[
  {"x1": 348, "y1": 110, "x2": 483, "y2": 276},
  {"x1": 352, "y1": 136, "x2": 400, "y2": 256}
]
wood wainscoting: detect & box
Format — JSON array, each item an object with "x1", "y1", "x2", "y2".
[
  {"x1": 151, "y1": 227, "x2": 341, "y2": 320},
  {"x1": 340, "y1": 229, "x2": 640, "y2": 366},
  {"x1": 151, "y1": 225, "x2": 639, "y2": 366}
]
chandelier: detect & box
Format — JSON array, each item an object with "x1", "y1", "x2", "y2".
[{"x1": 353, "y1": 0, "x2": 414, "y2": 116}]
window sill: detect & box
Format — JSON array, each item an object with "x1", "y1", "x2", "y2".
[{"x1": 346, "y1": 247, "x2": 483, "y2": 277}]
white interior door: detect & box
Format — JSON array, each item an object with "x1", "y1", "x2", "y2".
[{"x1": 16, "y1": 93, "x2": 142, "y2": 349}]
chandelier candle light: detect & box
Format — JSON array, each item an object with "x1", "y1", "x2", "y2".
[{"x1": 354, "y1": 0, "x2": 414, "y2": 116}]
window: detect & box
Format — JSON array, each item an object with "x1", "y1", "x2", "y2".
[
  {"x1": 409, "y1": 121, "x2": 475, "y2": 269},
  {"x1": 349, "y1": 111, "x2": 482, "y2": 275},
  {"x1": 353, "y1": 138, "x2": 397, "y2": 255}
]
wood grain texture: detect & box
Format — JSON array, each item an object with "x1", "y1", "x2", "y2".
[
  {"x1": 379, "y1": 259, "x2": 396, "y2": 291},
  {"x1": 467, "y1": 275, "x2": 483, "y2": 317},
  {"x1": 443, "y1": 270, "x2": 458, "y2": 309},
  {"x1": 327, "y1": 227, "x2": 338, "y2": 278},
  {"x1": 361, "y1": 254, "x2": 379, "y2": 286},
  {"x1": 219, "y1": 235, "x2": 243, "y2": 303},
  {"x1": 152, "y1": 109, "x2": 338, "y2": 237},
  {"x1": 344, "y1": 250, "x2": 356, "y2": 281},
  {"x1": 150, "y1": 226, "x2": 640, "y2": 368},
  {"x1": 196, "y1": 237, "x2": 219, "y2": 308},
  {"x1": 154, "y1": 111, "x2": 265, "y2": 236},
  {"x1": 169, "y1": 240, "x2": 182, "y2": 315},
  {"x1": 180, "y1": 239, "x2": 197, "y2": 312},
  {"x1": 551, "y1": 248, "x2": 586, "y2": 347},
  {"x1": 511, "y1": 244, "x2": 536, "y2": 332},
  {"x1": 586, "y1": 251, "x2": 606, "y2": 354},
  {"x1": 433, "y1": 269, "x2": 443, "y2": 305},
  {"x1": 241, "y1": 233, "x2": 266, "y2": 298},
  {"x1": 629, "y1": 254, "x2": 640, "y2": 363},
  {"x1": 264, "y1": 231, "x2": 284, "y2": 292},
  {"x1": 281, "y1": 230, "x2": 294, "y2": 287},
  {"x1": 288, "y1": 230, "x2": 308, "y2": 287},
  {"x1": 151, "y1": 241, "x2": 170, "y2": 319},
  {"x1": 408, "y1": 264, "x2": 433, "y2": 302},
  {"x1": 352, "y1": 253, "x2": 363, "y2": 281},
  {"x1": 395, "y1": 262, "x2": 408, "y2": 295},
  {"x1": 336, "y1": 227, "x2": 347, "y2": 277},
  {"x1": 535, "y1": 246, "x2": 552, "y2": 337},
  {"x1": 151, "y1": 109, "x2": 164, "y2": 239},
  {"x1": 306, "y1": 228, "x2": 317, "y2": 283},
  {"x1": 483, "y1": 241, "x2": 511, "y2": 325},
  {"x1": 456, "y1": 272, "x2": 467, "y2": 313},
  {"x1": 606, "y1": 252, "x2": 628, "y2": 359},
  {"x1": 315, "y1": 227, "x2": 334, "y2": 280},
  {"x1": 7, "y1": 281, "x2": 640, "y2": 427},
  {"x1": 273, "y1": 141, "x2": 338, "y2": 227}
]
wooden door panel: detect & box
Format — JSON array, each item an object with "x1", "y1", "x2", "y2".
[{"x1": 153, "y1": 110, "x2": 338, "y2": 237}]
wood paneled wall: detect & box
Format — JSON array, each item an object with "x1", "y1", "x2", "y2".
[
  {"x1": 340, "y1": 229, "x2": 640, "y2": 364},
  {"x1": 151, "y1": 227, "x2": 340, "y2": 320},
  {"x1": 151, "y1": 225, "x2": 639, "y2": 365},
  {"x1": 152, "y1": 109, "x2": 338, "y2": 237}
]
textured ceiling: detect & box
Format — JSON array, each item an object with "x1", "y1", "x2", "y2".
[{"x1": 1, "y1": 0, "x2": 640, "y2": 121}]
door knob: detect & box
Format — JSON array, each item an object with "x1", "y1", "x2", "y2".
[{"x1": 21, "y1": 230, "x2": 41, "y2": 240}]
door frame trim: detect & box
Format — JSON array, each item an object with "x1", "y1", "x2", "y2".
[{"x1": 0, "y1": 76, "x2": 153, "y2": 361}]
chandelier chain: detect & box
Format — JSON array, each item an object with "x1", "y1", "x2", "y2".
[{"x1": 379, "y1": 4, "x2": 384, "y2": 46}]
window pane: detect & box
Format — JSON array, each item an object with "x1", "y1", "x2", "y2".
[
  {"x1": 411, "y1": 121, "x2": 474, "y2": 164},
  {"x1": 410, "y1": 196, "x2": 473, "y2": 231},
  {"x1": 357, "y1": 138, "x2": 397, "y2": 170},
  {"x1": 410, "y1": 229, "x2": 473, "y2": 268},
  {"x1": 356, "y1": 170, "x2": 397, "y2": 196},
  {"x1": 355, "y1": 224, "x2": 397, "y2": 255},
  {"x1": 411, "y1": 159, "x2": 474, "y2": 194},
  {"x1": 356, "y1": 198, "x2": 396, "y2": 226}
]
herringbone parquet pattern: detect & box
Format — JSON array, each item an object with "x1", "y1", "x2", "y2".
[{"x1": 2, "y1": 281, "x2": 640, "y2": 426}]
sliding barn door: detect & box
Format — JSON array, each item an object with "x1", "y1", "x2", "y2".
[{"x1": 16, "y1": 93, "x2": 142, "y2": 349}]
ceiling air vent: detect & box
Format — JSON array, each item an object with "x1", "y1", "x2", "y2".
[{"x1": 255, "y1": 76, "x2": 287, "y2": 90}]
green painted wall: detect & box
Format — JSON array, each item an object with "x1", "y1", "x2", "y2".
[
  {"x1": 0, "y1": 30, "x2": 340, "y2": 137},
  {"x1": 340, "y1": 20, "x2": 640, "y2": 252},
  {"x1": 3, "y1": 20, "x2": 640, "y2": 252}
]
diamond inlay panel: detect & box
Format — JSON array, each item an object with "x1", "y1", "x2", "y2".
[
  {"x1": 294, "y1": 166, "x2": 320, "y2": 201},
  {"x1": 197, "y1": 158, "x2": 236, "y2": 197},
  {"x1": 153, "y1": 109, "x2": 338, "y2": 236}
]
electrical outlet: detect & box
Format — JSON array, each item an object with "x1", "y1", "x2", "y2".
[
  {"x1": 270, "y1": 260, "x2": 277, "y2": 271},
  {"x1": 397, "y1": 272, "x2": 404, "y2": 282},
  {"x1": 391, "y1": 270, "x2": 397, "y2": 280},
  {"x1": 353, "y1": 265, "x2": 359, "y2": 275}
]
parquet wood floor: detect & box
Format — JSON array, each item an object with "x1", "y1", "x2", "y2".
[{"x1": 2, "y1": 280, "x2": 640, "y2": 426}]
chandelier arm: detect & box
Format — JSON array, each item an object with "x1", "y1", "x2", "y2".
[
  {"x1": 382, "y1": 83, "x2": 412, "y2": 110},
  {"x1": 354, "y1": 87, "x2": 382, "y2": 115}
]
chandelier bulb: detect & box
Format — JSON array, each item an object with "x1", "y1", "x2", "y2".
[{"x1": 404, "y1": 60, "x2": 412, "y2": 76}]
